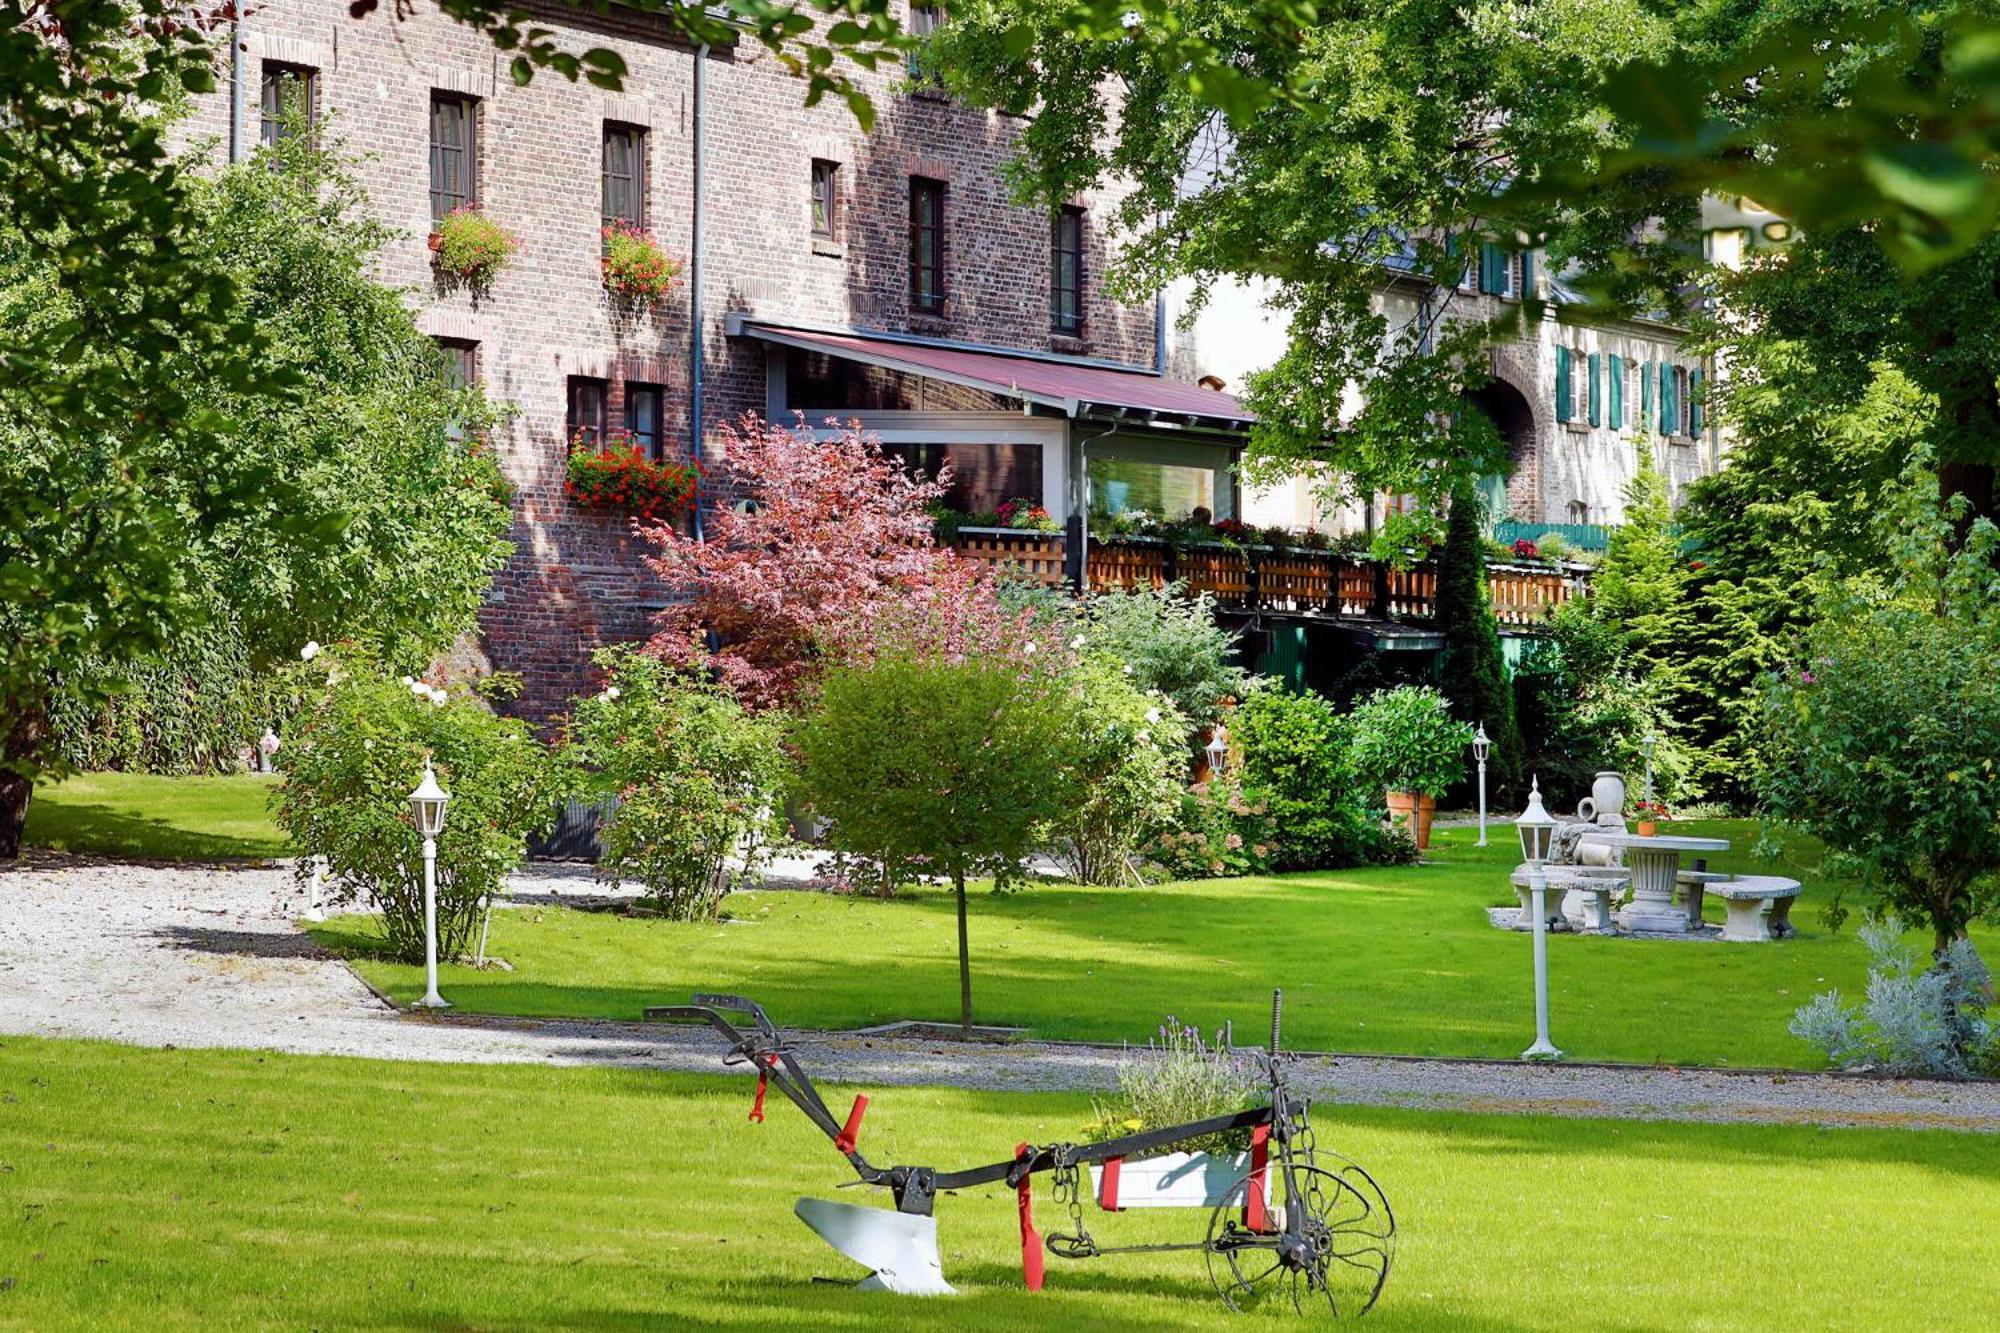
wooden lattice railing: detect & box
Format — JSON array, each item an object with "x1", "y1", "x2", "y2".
[{"x1": 946, "y1": 528, "x2": 1586, "y2": 624}]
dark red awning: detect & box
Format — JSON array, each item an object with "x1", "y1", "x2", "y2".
[{"x1": 736, "y1": 320, "x2": 1253, "y2": 431}]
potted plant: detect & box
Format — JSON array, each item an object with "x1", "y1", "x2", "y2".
[
  {"x1": 565, "y1": 430, "x2": 699, "y2": 522},
  {"x1": 1081, "y1": 1019, "x2": 1263, "y2": 1208},
  {"x1": 601, "y1": 220, "x2": 683, "y2": 300},
  {"x1": 1349, "y1": 685, "x2": 1474, "y2": 851},
  {"x1": 428, "y1": 204, "x2": 517, "y2": 294},
  {"x1": 997, "y1": 496, "x2": 1061, "y2": 533},
  {"x1": 1632, "y1": 800, "x2": 1672, "y2": 838}
]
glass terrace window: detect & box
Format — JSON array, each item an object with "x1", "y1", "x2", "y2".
[
  {"x1": 429, "y1": 93, "x2": 478, "y2": 221},
  {"x1": 810, "y1": 159, "x2": 839, "y2": 239},
  {"x1": 259, "y1": 62, "x2": 316, "y2": 147},
  {"x1": 624, "y1": 382, "x2": 664, "y2": 458},
  {"x1": 602, "y1": 123, "x2": 646, "y2": 229},
  {"x1": 1051, "y1": 206, "x2": 1084, "y2": 334},
  {"x1": 909, "y1": 176, "x2": 946, "y2": 313},
  {"x1": 567, "y1": 376, "x2": 609, "y2": 452}
]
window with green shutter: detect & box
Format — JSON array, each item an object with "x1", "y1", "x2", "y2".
[
  {"x1": 1659, "y1": 363, "x2": 1676, "y2": 437},
  {"x1": 1520, "y1": 249, "x2": 1536, "y2": 299},
  {"x1": 1690, "y1": 367, "x2": 1705, "y2": 435},
  {"x1": 1555, "y1": 346, "x2": 1571, "y2": 422},
  {"x1": 1478, "y1": 242, "x2": 1506, "y2": 295},
  {"x1": 1641, "y1": 359, "x2": 1653, "y2": 430},
  {"x1": 1587, "y1": 352, "x2": 1602, "y2": 426},
  {"x1": 1608, "y1": 354, "x2": 1624, "y2": 429}
]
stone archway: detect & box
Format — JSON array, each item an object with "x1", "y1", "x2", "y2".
[{"x1": 1463, "y1": 376, "x2": 1539, "y2": 525}]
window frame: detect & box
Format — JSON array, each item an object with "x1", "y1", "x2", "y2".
[
  {"x1": 259, "y1": 61, "x2": 317, "y2": 148},
  {"x1": 909, "y1": 176, "x2": 947, "y2": 313},
  {"x1": 434, "y1": 337, "x2": 479, "y2": 388},
  {"x1": 428, "y1": 92, "x2": 480, "y2": 222},
  {"x1": 907, "y1": 4, "x2": 946, "y2": 81},
  {"x1": 1050, "y1": 205, "x2": 1085, "y2": 334},
  {"x1": 566, "y1": 375, "x2": 610, "y2": 453},
  {"x1": 624, "y1": 381, "x2": 665, "y2": 459},
  {"x1": 601, "y1": 121, "x2": 647, "y2": 231},
  {"x1": 810, "y1": 158, "x2": 840, "y2": 240}
]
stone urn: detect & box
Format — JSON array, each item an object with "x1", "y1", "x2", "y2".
[
  {"x1": 1385, "y1": 790, "x2": 1436, "y2": 851},
  {"x1": 1589, "y1": 771, "x2": 1627, "y2": 822}
]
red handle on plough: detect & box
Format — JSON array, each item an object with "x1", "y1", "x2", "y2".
[
  {"x1": 835, "y1": 1094, "x2": 869, "y2": 1154},
  {"x1": 749, "y1": 1053, "x2": 776, "y2": 1123}
]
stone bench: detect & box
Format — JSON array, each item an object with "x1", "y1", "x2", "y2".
[
  {"x1": 1673, "y1": 869, "x2": 1733, "y2": 930},
  {"x1": 1708, "y1": 876, "x2": 1802, "y2": 942},
  {"x1": 1510, "y1": 866, "x2": 1629, "y2": 934}
]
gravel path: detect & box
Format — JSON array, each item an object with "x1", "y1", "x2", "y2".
[{"x1": 3, "y1": 857, "x2": 1997, "y2": 1133}]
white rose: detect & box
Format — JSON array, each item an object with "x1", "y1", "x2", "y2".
[
  {"x1": 1122, "y1": 664, "x2": 1133, "y2": 675},
  {"x1": 300, "y1": 641, "x2": 321, "y2": 662},
  {"x1": 1069, "y1": 635, "x2": 1085, "y2": 650},
  {"x1": 401, "y1": 676, "x2": 417, "y2": 688},
  {"x1": 409, "y1": 681, "x2": 428, "y2": 697},
  {"x1": 259, "y1": 729, "x2": 281, "y2": 755},
  {"x1": 1023, "y1": 640, "x2": 1039, "y2": 656},
  {"x1": 1145, "y1": 708, "x2": 1161, "y2": 724},
  {"x1": 605, "y1": 686, "x2": 621, "y2": 701}
]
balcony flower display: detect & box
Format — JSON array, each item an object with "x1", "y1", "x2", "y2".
[
  {"x1": 997, "y1": 497, "x2": 1061, "y2": 533},
  {"x1": 566, "y1": 430, "x2": 699, "y2": 522},
  {"x1": 427, "y1": 205, "x2": 517, "y2": 293},
  {"x1": 602, "y1": 221, "x2": 684, "y2": 300}
]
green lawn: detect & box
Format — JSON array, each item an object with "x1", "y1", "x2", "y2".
[
  {"x1": 322, "y1": 820, "x2": 1970, "y2": 1070},
  {"x1": 0, "y1": 1038, "x2": 1992, "y2": 1330},
  {"x1": 21, "y1": 771, "x2": 286, "y2": 861}
]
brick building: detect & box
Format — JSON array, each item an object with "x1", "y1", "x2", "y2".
[{"x1": 182, "y1": 3, "x2": 1248, "y2": 719}]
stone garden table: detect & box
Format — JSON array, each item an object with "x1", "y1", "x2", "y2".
[{"x1": 1593, "y1": 831, "x2": 1732, "y2": 934}]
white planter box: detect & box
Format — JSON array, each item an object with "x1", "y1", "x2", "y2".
[{"x1": 1087, "y1": 1150, "x2": 1269, "y2": 1210}]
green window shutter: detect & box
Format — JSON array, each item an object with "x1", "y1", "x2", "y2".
[
  {"x1": 1690, "y1": 367, "x2": 1704, "y2": 435},
  {"x1": 1478, "y1": 242, "x2": 1504, "y2": 294},
  {"x1": 1641, "y1": 359, "x2": 1653, "y2": 429},
  {"x1": 1445, "y1": 234, "x2": 1465, "y2": 286},
  {"x1": 1586, "y1": 352, "x2": 1601, "y2": 426},
  {"x1": 1555, "y1": 346, "x2": 1571, "y2": 422},
  {"x1": 1658, "y1": 362, "x2": 1673, "y2": 436},
  {"x1": 1519, "y1": 249, "x2": 1535, "y2": 298},
  {"x1": 1608, "y1": 354, "x2": 1624, "y2": 429}
]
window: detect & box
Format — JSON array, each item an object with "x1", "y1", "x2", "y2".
[
  {"x1": 1554, "y1": 346, "x2": 1589, "y2": 423},
  {"x1": 434, "y1": 337, "x2": 478, "y2": 387},
  {"x1": 602, "y1": 123, "x2": 646, "y2": 229},
  {"x1": 624, "y1": 382, "x2": 664, "y2": 459},
  {"x1": 1673, "y1": 365, "x2": 1691, "y2": 436},
  {"x1": 429, "y1": 93, "x2": 478, "y2": 221},
  {"x1": 888, "y1": 442, "x2": 1042, "y2": 515},
  {"x1": 909, "y1": 176, "x2": 946, "y2": 313},
  {"x1": 1051, "y1": 206, "x2": 1084, "y2": 334},
  {"x1": 259, "y1": 62, "x2": 316, "y2": 147},
  {"x1": 907, "y1": 4, "x2": 945, "y2": 80},
  {"x1": 810, "y1": 159, "x2": 839, "y2": 239},
  {"x1": 566, "y1": 376, "x2": 608, "y2": 451}
]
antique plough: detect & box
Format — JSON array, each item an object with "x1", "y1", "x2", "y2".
[{"x1": 647, "y1": 990, "x2": 1395, "y2": 1316}]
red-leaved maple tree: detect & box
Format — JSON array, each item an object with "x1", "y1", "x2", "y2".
[{"x1": 642, "y1": 415, "x2": 1058, "y2": 710}]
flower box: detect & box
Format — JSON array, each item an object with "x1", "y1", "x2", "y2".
[{"x1": 1087, "y1": 1150, "x2": 1269, "y2": 1210}]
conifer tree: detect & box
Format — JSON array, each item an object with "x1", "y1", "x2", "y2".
[{"x1": 1434, "y1": 484, "x2": 1523, "y2": 806}]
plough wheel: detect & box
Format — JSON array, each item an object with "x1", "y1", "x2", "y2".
[{"x1": 1204, "y1": 1157, "x2": 1395, "y2": 1317}]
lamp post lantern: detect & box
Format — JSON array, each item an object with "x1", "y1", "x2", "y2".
[
  {"x1": 1640, "y1": 731, "x2": 1658, "y2": 807},
  {"x1": 1204, "y1": 724, "x2": 1229, "y2": 780},
  {"x1": 1515, "y1": 776, "x2": 1561, "y2": 1061},
  {"x1": 408, "y1": 759, "x2": 452, "y2": 1010},
  {"x1": 1471, "y1": 723, "x2": 1491, "y2": 848}
]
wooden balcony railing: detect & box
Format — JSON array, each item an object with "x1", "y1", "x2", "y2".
[{"x1": 945, "y1": 528, "x2": 1586, "y2": 625}]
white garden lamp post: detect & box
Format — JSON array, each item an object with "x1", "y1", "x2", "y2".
[
  {"x1": 1471, "y1": 723, "x2": 1491, "y2": 847},
  {"x1": 1516, "y1": 777, "x2": 1561, "y2": 1062},
  {"x1": 1640, "y1": 732, "x2": 1658, "y2": 807},
  {"x1": 408, "y1": 759, "x2": 452, "y2": 1010},
  {"x1": 1204, "y1": 724, "x2": 1229, "y2": 779}
]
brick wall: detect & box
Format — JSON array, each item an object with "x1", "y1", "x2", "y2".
[{"x1": 178, "y1": 4, "x2": 1159, "y2": 722}]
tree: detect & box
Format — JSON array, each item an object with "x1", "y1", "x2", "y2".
[
  {"x1": 1079, "y1": 583, "x2": 1246, "y2": 747},
  {"x1": 1039, "y1": 656, "x2": 1187, "y2": 886},
  {"x1": 1433, "y1": 483, "x2": 1523, "y2": 805},
  {"x1": 0, "y1": 119, "x2": 511, "y2": 855},
  {"x1": 641, "y1": 415, "x2": 1024, "y2": 711},
  {"x1": 933, "y1": 0, "x2": 1693, "y2": 509},
  {"x1": 794, "y1": 651, "x2": 1082, "y2": 1035}
]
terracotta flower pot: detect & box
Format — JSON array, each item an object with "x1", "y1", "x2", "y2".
[
  {"x1": 1636, "y1": 819, "x2": 1659, "y2": 837},
  {"x1": 1384, "y1": 789, "x2": 1436, "y2": 851}
]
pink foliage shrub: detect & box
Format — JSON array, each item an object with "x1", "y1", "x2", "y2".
[{"x1": 642, "y1": 415, "x2": 1062, "y2": 710}]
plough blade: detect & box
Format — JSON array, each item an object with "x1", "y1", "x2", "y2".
[{"x1": 794, "y1": 1197, "x2": 955, "y2": 1296}]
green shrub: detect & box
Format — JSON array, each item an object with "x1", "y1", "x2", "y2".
[
  {"x1": 567, "y1": 649, "x2": 785, "y2": 921},
  {"x1": 1233, "y1": 686, "x2": 1412, "y2": 870},
  {"x1": 48, "y1": 601, "x2": 257, "y2": 775},
  {"x1": 795, "y1": 651, "x2": 1083, "y2": 1033},
  {"x1": 1081, "y1": 583, "x2": 1246, "y2": 747},
  {"x1": 1149, "y1": 770, "x2": 1274, "y2": 879},
  {"x1": 272, "y1": 650, "x2": 564, "y2": 963},
  {"x1": 1349, "y1": 685, "x2": 1473, "y2": 798},
  {"x1": 1041, "y1": 658, "x2": 1186, "y2": 885},
  {"x1": 1790, "y1": 916, "x2": 1996, "y2": 1078}
]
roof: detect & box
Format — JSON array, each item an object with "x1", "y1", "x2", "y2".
[{"x1": 735, "y1": 320, "x2": 1254, "y2": 431}]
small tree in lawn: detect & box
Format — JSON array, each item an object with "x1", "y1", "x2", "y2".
[
  {"x1": 794, "y1": 651, "x2": 1081, "y2": 1036},
  {"x1": 642, "y1": 415, "x2": 964, "y2": 711},
  {"x1": 1434, "y1": 482, "x2": 1523, "y2": 805}
]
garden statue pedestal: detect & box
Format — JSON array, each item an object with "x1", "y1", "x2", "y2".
[{"x1": 1595, "y1": 832, "x2": 1731, "y2": 933}]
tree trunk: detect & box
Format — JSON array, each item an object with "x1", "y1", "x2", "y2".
[
  {"x1": 0, "y1": 703, "x2": 48, "y2": 861},
  {"x1": 953, "y1": 867, "x2": 972, "y2": 1038}
]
